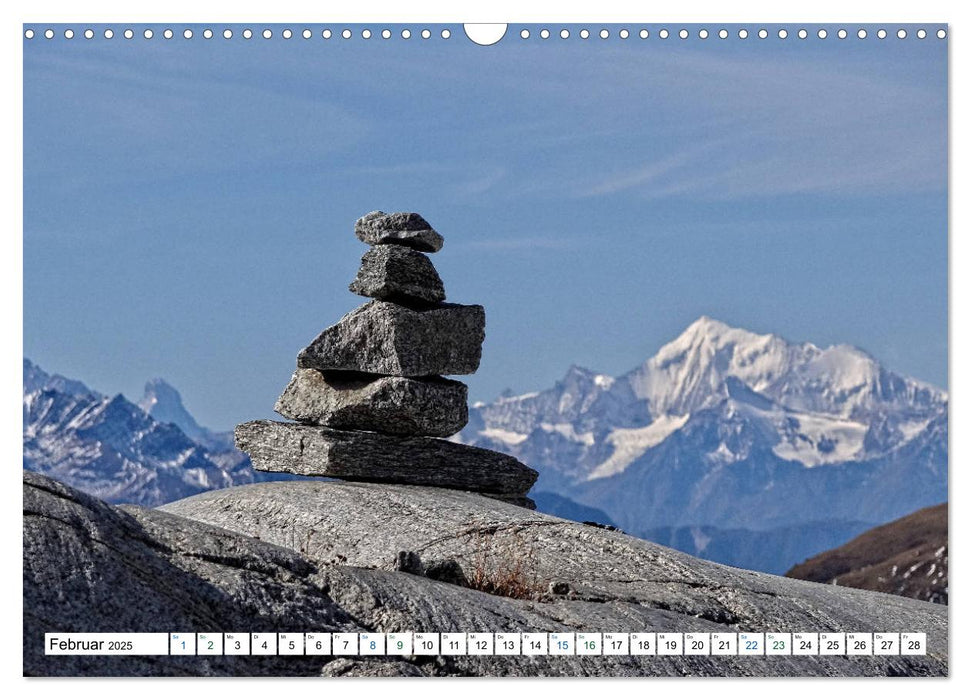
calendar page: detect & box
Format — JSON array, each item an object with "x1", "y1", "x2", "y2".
[{"x1": 21, "y1": 10, "x2": 949, "y2": 682}]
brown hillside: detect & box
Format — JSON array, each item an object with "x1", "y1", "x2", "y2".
[{"x1": 786, "y1": 503, "x2": 947, "y2": 605}]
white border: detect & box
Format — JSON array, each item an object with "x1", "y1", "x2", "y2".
[{"x1": 5, "y1": 1, "x2": 962, "y2": 697}]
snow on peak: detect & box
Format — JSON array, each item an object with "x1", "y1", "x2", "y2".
[
  {"x1": 23, "y1": 358, "x2": 96, "y2": 398},
  {"x1": 139, "y1": 378, "x2": 207, "y2": 443},
  {"x1": 593, "y1": 374, "x2": 615, "y2": 389},
  {"x1": 627, "y1": 317, "x2": 943, "y2": 420}
]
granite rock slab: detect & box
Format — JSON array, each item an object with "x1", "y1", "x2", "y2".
[
  {"x1": 275, "y1": 368, "x2": 468, "y2": 437},
  {"x1": 354, "y1": 211, "x2": 444, "y2": 253},
  {"x1": 26, "y1": 471, "x2": 949, "y2": 677},
  {"x1": 348, "y1": 244, "x2": 445, "y2": 305},
  {"x1": 235, "y1": 419, "x2": 537, "y2": 497},
  {"x1": 297, "y1": 300, "x2": 485, "y2": 377}
]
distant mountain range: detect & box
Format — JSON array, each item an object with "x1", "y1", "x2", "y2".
[
  {"x1": 787, "y1": 503, "x2": 947, "y2": 604},
  {"x1": 22, "y1": 359, "x2": 282, "y2": 507},
  {"x1": 22, "y1": 316, "x2": 947, "y2": 574},
  {"x1": 457, "y1": 316, "x2": 947, "y2": 573}
]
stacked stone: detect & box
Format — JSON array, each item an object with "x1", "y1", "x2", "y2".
[{"x1": 235, "y1": 211, "x2": 538, "y2": 507}]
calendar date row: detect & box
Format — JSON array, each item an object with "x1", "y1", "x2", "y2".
[{"x1": 46, "y1": 631, "x2": 928, "y2": 657}]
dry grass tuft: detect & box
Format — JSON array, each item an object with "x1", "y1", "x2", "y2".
[{"x1": 462, "y1": 527, "x2": 545, "y2": 600}]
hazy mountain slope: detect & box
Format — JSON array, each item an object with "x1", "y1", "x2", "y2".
[
  {"x1": 139, "y1": 378, "x2": 235, "y2": 453},
  {"x1": 786, "y1": 503, "x2": 947, "y2": 604},
  {"x1": 640, "y1": 520, "x2": 876, "y2": 576},
  {"x1": 530, "y1": 491, "x2": 617, "y2": 528}
]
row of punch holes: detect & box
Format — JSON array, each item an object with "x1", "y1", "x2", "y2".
[{"x1": 24, "y1": 26, "x2": 948, "y2": 42}]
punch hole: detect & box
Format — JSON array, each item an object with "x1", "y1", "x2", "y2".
[
  {"x1": 837, "y1": 29, "x2": 847, "y2": 39},
  {"x1": 916, "y1": 29, "x2": 926, "y2": 39},
  {"x1": 441, "y1": 29, "x2": 451, "y2": 39},
  {"x1": 401, "y1": 29, "x2": 411, "y2": 39},
  {"x1": 283, "y1": 29, "x2": 293, "y2": 39},
  {"x1": 778, "y1": 29, "x2": 788, "y2": 39},
  {"x1": 738, "y1": 29, "x2": 748, "y2": 39},
  {"x1": 897, "y1": 29, "x2": 907, "y2": 39},
  {"x1": 817, "y1": 29, "x2": 827, "y2": 39},
  {"x1": 718, "y1": 29, "x2": 728, "y2": 39},
  {"x1": 679, "y1": 29, "x2": 689, "y2": 39},
  {"x1": 599, "y1": 29, "x2": 609, "y2": 39},
  {"x1": 464, "y1": 24, "x2": 507, "y2": 46},
  {"x1": 937, "y1": 29, "x2": 947, "y2": 39},
  {"x1": 362, "y1": 29, "x2": 371, "y2": 39},
  {"x1": 659, "y1": 29, "x2": 669, "y2": 39},
  {"x1": 758, "y1": 28, "x2": 767, "y2": 39},
  {"x1": 341, "y1": 29, "x2": 351, "y2": 39},
  {"x1": 84, "y1": 29, "x2": 94, "y2": 39},
  {"x1": 421, "y1": 29, "x2": 431, "y2": 39},
  {"x1": 382, "y1": 29, "x2": 391, "y2": 39},
  {"x1": 263, "y1": 29, "x2": 273, "y2": 39},
  {"x1": 104, "y1": 29, "x2": 113, "y2": 38},
  {"x1": 798, "y1": 29, "x2": 808, "y2": 39},
  {"x1": 44, "y1": 28, "x2": 54, "y2": 39},
  {"x1": 639, "y1": 29, "x2": 648, "y2": 39},
  {"x1": 242, "y1": 29, "x2": 253, "y2": 39},
  {"x1": 124, "y1": 29, "x2": 134, "y2": 39},
  {"x1": 619, "y1": 29, "x2": 630, "y2": 39},
  {"x1": 24, "y1": 29, "x2": 34, "y2": 39},
  {"x1": 858, "y1": 29, "x2": 867, "y2": 39},
  {"x1": 877, "y1": 29, "x2": 887, "y2": 39},
  {"x1": 143, "y1": 29, "x2": 152, "y2": 39},
  {"x1": 580, "y1": 29, "x2": 590, "y2": 39},
  {"x1": 184, "y1": 29, "x2": 193, "y2": 39},
  {"x1": 560, "y1": 29, "x2": 569, "y2": 39},
  {"x1": 322, "y1": 29, "x2": 332, "y2": 39},
  {"x1": 698, "y1": 29, "x2": 708, "y2": 39},
  {"x1": 64, "y1": 29, "x2": 74, "y2": 39},
  {"x1": 203, "y1": 29, "x2": 213, "y2": 39},
  {"x1": 520, "y1": 29, "x2": 529, "y2": 39},
  {"x1": 223, "y1": 29, "x2": 232, "y2": 39},
  {"x1": 540, "y1": 28, "x2": 550, "y2": 39},
  {"x1": 163, "y1": 29, "x2": 173, "y2": 39},
  {"x1": 302, "y1": 29, "x2": 311, "y2": 39}
]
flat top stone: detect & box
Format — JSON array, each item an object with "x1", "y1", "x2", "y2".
[{"x1": 355, "y1": 211, "x2": 444, "y2": 253}]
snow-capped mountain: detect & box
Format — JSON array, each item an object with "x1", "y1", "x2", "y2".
[
  {"x1": 23, "y1": 359, "x2": 94, "y2": 398},
  {"x1": 23, "y1": 359, "x2": 265, "y2": 507},
  {"x1": 459, "y1": 317, "x2": 947, "y2": 572},
  {"x1": 628, "y1": 316, "x2": 942, "y2": 421},
  {"x1": 139, "y1": 378, "x2": 236, "y2": 454}
]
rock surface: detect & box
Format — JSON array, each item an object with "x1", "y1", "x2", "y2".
[
  {"x1": 349, "y1": 244, "x2": 446, "y2": 305},
  {"x1": 235, "y1": 420, "x2": 537, "y2": 498},
  {"x1": 25, "y1": 472, "x2": 948, "y2": 677},
  {"x1": 297, "y1": 300, "x2": 485, "y2": 377},
  {"x1": 275, "y1": 369, "x2": 468, "y2": 437},
  {"x1": 354, "y1": 211, "x2": 444, "y2": 253},
  {"x1": 23, "y1": 471, "x2": 353, "y2": 676}
]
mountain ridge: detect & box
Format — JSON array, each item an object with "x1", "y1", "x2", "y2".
[
  {"x1": 23, "y1": 358, "x2": 270, "y2": 507},
  {"x1": 458, "y1": 316, "x2": 947, "y2": 573},
  {"x1": 22, "y1": 316, "x2": 946, "y2": 575}
]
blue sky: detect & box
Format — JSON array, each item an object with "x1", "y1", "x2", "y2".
[{"x1": 23, "y1": 25, "x2": 947, "y2": 430}]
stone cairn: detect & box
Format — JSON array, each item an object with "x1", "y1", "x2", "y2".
[{"x1": 235, "y1": 211, "x2": 538, "y2": 507}]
